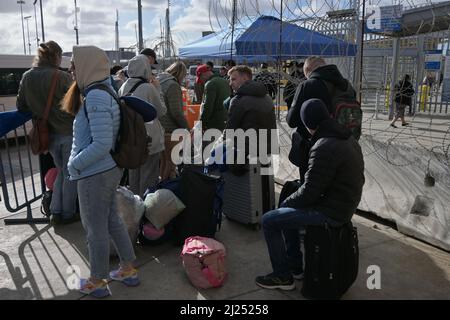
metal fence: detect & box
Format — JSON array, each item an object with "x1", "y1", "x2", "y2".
[{"x1": 0, "y1": 112, "x2": 48, "y2": 224}]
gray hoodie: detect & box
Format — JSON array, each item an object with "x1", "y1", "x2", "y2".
[
  {"x1": 159, "y1": 72, "x2": 189, "y2": 133},
  {"x1": 118, "y1": 54, "x2": 166, "y2": 155}
]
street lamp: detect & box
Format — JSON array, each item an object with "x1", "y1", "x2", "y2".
[
  {"x1": 17, "y1": 0, "x2": 26, "y2": 54},
  {"x1": 24, "y1": 16, "x2": 32, "y2": 55}
]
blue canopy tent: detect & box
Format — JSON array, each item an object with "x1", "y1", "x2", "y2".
[
  {"x1": 178, "y1": 28, "x2": 241, "y2": 60},
  {"x1": 179, "y1": 15, "x2": 357, "y2": 61},
  {"x1": 236, "y1": 16, "x2": 357, "y2": 58}
]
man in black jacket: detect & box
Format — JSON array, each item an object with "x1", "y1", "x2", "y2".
[
  {"x1": 287, "y1": 57, "x2": 356, "y2": 183},
  {"x1": 255, "y1": 99, "x2": 365, "y2": 291},
  {"x1": 226, "y1": 65, "x2": 277, "y2": 157}
]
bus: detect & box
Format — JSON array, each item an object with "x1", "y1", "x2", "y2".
[{"x1": 0, "y1": 54, "x2": 71, "y2": 113}]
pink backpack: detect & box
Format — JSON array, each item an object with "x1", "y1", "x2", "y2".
[{"x1": 181, "y1": 236, "x2": 227, "y2": 289}]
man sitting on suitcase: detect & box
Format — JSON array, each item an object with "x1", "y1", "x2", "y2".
[{"x1": 255, "y1": 98, "x2": 364, "y2": 291}]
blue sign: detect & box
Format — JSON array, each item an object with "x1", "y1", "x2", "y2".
[
  {"x1": 425, "y1": 50, "x2": 442, "y2": 71},
  {"x1": 442, "y1": 80, "x2": 450, "y2": 103},
  {"x1": 365, "y1": 5, "x2": 402, "y2": 33}
]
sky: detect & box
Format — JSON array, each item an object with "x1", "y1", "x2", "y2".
[{"x1": 0, "y1": 0, "x2": 443, "y2": 56}]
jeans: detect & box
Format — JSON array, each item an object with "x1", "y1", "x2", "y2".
[
  {"x1": 48, "y1": 134, "x2": 78, "y2": 219},
  {"x1": 78, "y1": 166, "x2": 136, "y2": 279},
  {"x1": 262, "y1": 207, "x2": 340, "y2": 278}
]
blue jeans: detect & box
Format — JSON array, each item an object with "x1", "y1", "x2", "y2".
[
  {"x1": 48, "y1": 134, "x2": 78, "y2": 219},
  {"x1": 262, "y1": 207, "x2": 340, "y2": 278},
  {"x1": 78, "y1": 167, "x2": 136, "y2": 279}
]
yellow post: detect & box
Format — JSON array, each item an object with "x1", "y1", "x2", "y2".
[
  {"x1": 385, "y1": 84, "x2": 390, "y2": 112},
  {"x1": 419, "y1": 84, "x2": 429, "y2": 112}
]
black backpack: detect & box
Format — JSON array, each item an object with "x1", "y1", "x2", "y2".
[
  {"x1": 302, "y1": 222, "x2": 359, "y2": 300},
  {"x1": 84, "y1": 82, "x2": 149, "y2": 169},
  {"x1": 322, "y1": 79, "x2": 363, "y2": 140}
]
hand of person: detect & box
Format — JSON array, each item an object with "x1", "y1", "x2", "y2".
[{"x1": 150, "y1": 76, "x2": 160, "y2": 89}]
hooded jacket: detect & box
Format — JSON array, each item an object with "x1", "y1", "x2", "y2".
[
  {"x1": 287, "y1": 64, "x2": 349, "y2": 135},
  {"x1": 282, "y1": 119, "x2": 365, "y2": 223},
  {"x1": 227, "y1": 81, "x2": 276, "y2": 131},
  {"x1": 226, "y1": 80, "x2": 277, "y2": 160},
  {"x1": 67, "y1": 46, "x2": 121, "y2": 180},
  {"x1": 118, "y1": 54, "x2": 166, "y2": 154},
  {"x1": 17, "y1": 65, "x2": 74, "y2": 135},
  {"x1": 159, "y1": 72, "x2": 189, "y2": 133}
]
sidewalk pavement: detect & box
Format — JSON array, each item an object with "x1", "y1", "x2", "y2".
[{"x1": 1, "y1": 185, "x2": 449, "y2": 300}]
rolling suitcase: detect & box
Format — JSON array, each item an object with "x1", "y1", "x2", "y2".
[
  {"x1": 301, "y1": 221, "x2": 359, "y2": 300},
  {"x1": 222, "y1": 164, "x2": 275, "y2": 229}
]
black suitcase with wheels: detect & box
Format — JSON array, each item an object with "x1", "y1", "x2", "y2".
[
  {"x1": 172, "y1": 166, "x2": 224, "y2": 246},
  {"x1": 301, "y1": 221, "x2": 359, "y2": 300}
]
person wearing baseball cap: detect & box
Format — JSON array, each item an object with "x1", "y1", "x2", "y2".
[
  {"x1": 140, "y1": 48, "x2": 158, "y2": 65},
  {"x1": 196, "y1": 64, "x2": 230, "y2": 131},
  {"x1": 194, "y1": 64, "x2": 212, "y2": 103}
]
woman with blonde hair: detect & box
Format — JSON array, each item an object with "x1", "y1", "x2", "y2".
[
  {"x1": 63, "y1": 45, "x2": 139, "y2": 298},
  {"x1": 16, "y1": 40, "x2": 78, "y2": 225},
  {"x1": 159, "y1": 61, "x2": 189, "y2": 180}
]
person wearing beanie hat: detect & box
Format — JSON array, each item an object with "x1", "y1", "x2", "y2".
[
  {"x1": 286, "y1": 57, "x2": 356, "y2": 184},
  {"x1": 300, "y1": 98, "x2": 330, "y2": 133},
  {"x1": 256, "y1": 97, "x2": 364, "y2": 292}
]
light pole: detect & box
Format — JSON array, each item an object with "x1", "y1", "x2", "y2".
[
  {"x1": 38, "y1": 0, "x2": 45, "y2": 42},
  {"x1": 74, "y1": 0, "x2": 79, "y2": 45},
  {"x1": 17, "y1": 0, "x2": 26, "y2": 54},
  {"x1": 33, "y1": 0, "x2": 40, "y2": 46},
  {"x1": 24, "y1": 16, "x2": 32, "y2": 55},
  {"x1": 137, "y1": 0, "x2": 143, "y2": 52}
]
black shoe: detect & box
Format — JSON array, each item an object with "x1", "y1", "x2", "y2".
[
  {"x1": 60, "y1": 212, "x2": 81, "y2": 225},
  {"x1": 292, "y1": 269, "x2": 304, "y2": 280},
  {"x1": 255, "y1": 273, "x2": 295, "y2": 291},
  {"x1": 390, "y1": 124, "x2": 397, "y2": 128},
  {"x1": 402, "y1": 122, "x2": 409, "y2": 126},
  {"x1": 50, "y1": 214, "x2": 62, "y2": 225}
]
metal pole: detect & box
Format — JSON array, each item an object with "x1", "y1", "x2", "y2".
[
  {"x1": 33, "y1": 1, "x2": 39, "y2": 46},
  {"x1": 74, "y1": 0, "x2": 79, "y2": 45},
  {"x1": 230, "y1": 0, "x2": 237, "y2": 61},
  {"x1": 389, "y1": 38, "x2": 400, "y2": 120},
  {"x1": 277, "y1": 0, "x2": 283, "y2": 120},
  {"x1": 39, "y1": 0, "x2": 45, "y2": 42},
  {"x1": 18, "y1": 1, "x2": 26, "y2": 54},
  {"x1": 115, "y1": 9, "x2": 120, "y2": 64},
  {"x1": 137, "y1": 0, "x2": 143, "y2": 52},
  {"x1": 358, "y1": 0, "x2": 366, "y2": 103},
  {"x1": 25, "y1": 16, "x2": 32, "y2": 55}
]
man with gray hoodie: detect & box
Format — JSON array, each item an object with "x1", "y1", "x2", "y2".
[{"x1": 118, "y1": 54, "x2": 167, "y2": 198}]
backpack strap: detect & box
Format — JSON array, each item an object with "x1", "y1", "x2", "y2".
[{"x1": 127, "y1": 79, "x2": 147, "y2": 96}]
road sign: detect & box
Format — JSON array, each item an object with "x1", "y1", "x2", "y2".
[
  {"x1": 425, "y1": 50, "x2": 442, "y2": 70},
  {"x1": 442, "y1": 55, "x2": 450, "y2": 102}
]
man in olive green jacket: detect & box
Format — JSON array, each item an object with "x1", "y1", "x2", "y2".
[{"x1": 197, "y1": 64, "x2": 230, "y2": 131}]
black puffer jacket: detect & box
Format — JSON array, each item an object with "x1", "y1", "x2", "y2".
[
  {"x1": 286, "y1": 64, "x2": 351, "y2": 181},
  {"x1": 282, "y1": 119, "x2": 365, "y2": 224},
  {"x1": 226, "y1": 80, "x2": 277, "y2": 154},
  {"x1": 287, "y1": 64, "x2": 348, "y2": 136}
]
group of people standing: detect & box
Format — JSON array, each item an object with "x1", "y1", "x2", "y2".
[{"x1": 16, "y1": 41, "x2": 191, "y2": 298}]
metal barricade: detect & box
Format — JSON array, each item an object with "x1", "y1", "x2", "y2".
[{"x1": 0, "y1": 112, "x2": 49, "y2": 225}]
